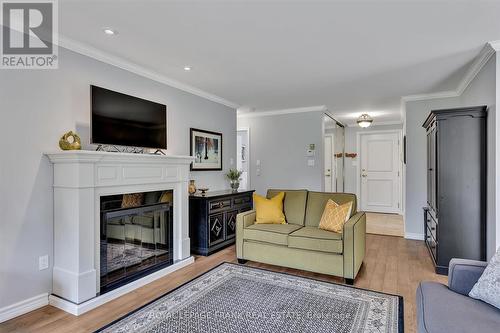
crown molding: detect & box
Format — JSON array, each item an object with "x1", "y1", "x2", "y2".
[
  {"x1": 400, "y1": 40, "x2": 500, "y2": 115},
  {"x1": 488, "y1": 40, "x2": 500, "y2": 52},
  {"x1": 237, "y1": 105, "x2": 327, "y2": 118},
  {"x1": 456, "y1": 42, "x2": 497, "y2": 95},
  {"x1": 401, "y1": 90, "x2": 459, "y2": 103},
  {"x1": 57, "y1": 35, "x2": 239, "y2": 109}
]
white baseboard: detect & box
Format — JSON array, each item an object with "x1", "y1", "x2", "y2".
[
  {"x1": 0, "y1": 293, "x2": 49, "y2": 323},
  {"x1": 50, "y1": 256, "x2": 195, "y2": 316},
  {"x1": 405, "y1": 232, "x2": 424, "y2": 240}
]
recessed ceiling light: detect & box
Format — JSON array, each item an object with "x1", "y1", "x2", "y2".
[
  {"x1": 103, "y1": 28, "x2": 117, "y2": 36},
  {"x1": 183, "y1": 66, "x2": 192, "y2": 71}
]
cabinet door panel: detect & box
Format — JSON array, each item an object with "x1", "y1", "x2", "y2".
[
  {"x1": 208, "y1": 214, "x2": 225, "y2": 246},
  {"x1": 225, "y1": 210, "x2": 238, "y2": 239}
]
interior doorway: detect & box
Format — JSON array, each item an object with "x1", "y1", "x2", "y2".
[
  {"x1": 323, "y1": 114, "x2": 345, "y2": 192},
  {"x1": 236, "y1": 128, "x2": 250, "y2": 190},
  {"x1": 357, "y1": 130, "x2": 402, "y2": 214}
]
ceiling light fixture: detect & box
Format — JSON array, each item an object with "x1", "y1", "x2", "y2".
[
  {"x1": 103, "y1": 28, "x2": 117, "y2": 36},
  {"x1": 183, "y1": 66, "x2": 192, "y2": 71},
  {"x1": 357, "y1": 114, "x2": 373, "y2": 128}
]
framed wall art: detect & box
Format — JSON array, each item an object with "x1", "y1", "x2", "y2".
[{"x1": 190, "y1": 128, "x2": 223, "y2": 171}]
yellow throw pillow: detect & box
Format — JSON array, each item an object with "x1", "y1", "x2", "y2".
[
  {"x1": 253, "y1": 192, "x2": 286, "y2": 224},
  {"x1": 318, "y1": 199, "x2": 353, "y2": 233}
]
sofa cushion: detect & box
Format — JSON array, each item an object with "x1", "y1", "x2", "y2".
[
  {"x1": 267, "y1": 189, "x2": 308, "y2": 226},
  {"x1": 305, "y1": 192, "x2": 357, "y2": 227},
  {"x1": 288, "y1": 227, "x2": 343, "y2": 254},
  {"x1": 253, "y1": 192, "x2": 286, "y2": 224},
  {"x1": 417, "y1": 281, "x2": 500, "y2": 333},
  {"x1": 243, "y1": 223, "x2": 302, "y2": 246},
  {"x1": 318, "y1": 200, "x2": 353, "y2": 233}
]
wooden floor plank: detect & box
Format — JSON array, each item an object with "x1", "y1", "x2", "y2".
[{"x1": 0, "y1": 234, "x2": 446, "y2": 333}]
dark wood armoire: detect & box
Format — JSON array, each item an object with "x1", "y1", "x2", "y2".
[{"x1": 423, "y1": 106, "x2": 487, "y2": 275}]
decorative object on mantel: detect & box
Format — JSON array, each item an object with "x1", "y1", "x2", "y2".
[
  {"x1": 97, "y1": 263, "x2": 403, "y2": 333},
  {"x1": 345, "y1": 153, "x2": 357, "y2": 158},
  {"x1": 188, "y1": 180, "x2": 197, "y2": 195},
  {"x1": 190, "y1": 128, "x2": 223, "y2": 171},
  {"x1": 198, "y1": 188, "x2": 209, "y2": 195},
  {"x1": 226, "y1": 169, "x2": 242, "y2": 191},
  {"x1": 357, "y1": 113, "x2": 373, "y2": 128},
  {"x1": 59, "y1": 131, "x2": 81, "y2": 150}
]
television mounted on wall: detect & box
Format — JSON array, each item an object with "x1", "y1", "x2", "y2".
[{"x1": 91, "y1": 85, "x2": 167, "y2": 149}]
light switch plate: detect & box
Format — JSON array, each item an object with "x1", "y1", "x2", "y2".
[
  {"x1": 307, "y1": 159, "x2": 315, "y2": 167},
  {"x1": 39, "y1": 255, "x2": 49, "y2": 270}
]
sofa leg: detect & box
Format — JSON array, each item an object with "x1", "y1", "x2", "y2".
[
  {"x1": 345, "y1": 278, "x2": 354, "y2": 285},
  {"x1": 237, "y1": 259, "x2": 248, "y2": 264}
]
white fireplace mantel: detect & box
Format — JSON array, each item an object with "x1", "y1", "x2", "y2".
[{"x1": 45, "y1": 150, "x2": 195, "y2": 315}]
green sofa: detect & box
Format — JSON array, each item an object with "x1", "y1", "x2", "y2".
[{"x1": 236, "y1": 189, "x2": 366, "y2": 284}]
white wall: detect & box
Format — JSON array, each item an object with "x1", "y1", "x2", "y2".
[
  {"x1": 0, "y1": 47, "x2": 236, "y2": 309},
  {"x1": 344, "y1": 124, "x2": 403, "y2": 195},
  {"x1": 403, "y1": 55, "x2": 497, "y2": 257},
  {"x1": 237, "y1": 112, "x2": 324, "y2": 195}
]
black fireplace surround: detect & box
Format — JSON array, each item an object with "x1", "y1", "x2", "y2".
[{"x1": 100, "y1": 190, "x2": 173, "y2": 294}]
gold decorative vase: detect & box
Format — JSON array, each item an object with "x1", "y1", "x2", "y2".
[
  {"x1": 188, "y1": 180, "x2": 197, "y2": 194},
  {"x1": 59, "y1": 131, "x2": 82, "y2": 150}
]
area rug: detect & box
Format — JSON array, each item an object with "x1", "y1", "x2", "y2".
[{"x1": 97, "y1": 263, "x2": 403, "y2": 333}]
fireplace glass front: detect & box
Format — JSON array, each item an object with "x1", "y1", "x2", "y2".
[{"x1": 100, "y1": 191, "x2": 173, "y2": 294}]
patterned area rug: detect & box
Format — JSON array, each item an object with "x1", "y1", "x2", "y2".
[{"x1": 97, "y1": 263, "x2": 403, "y2": 333}]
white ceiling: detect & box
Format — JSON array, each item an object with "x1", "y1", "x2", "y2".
[{"x1": 59, "y1": 0, "x2": 500, "y2": 124}]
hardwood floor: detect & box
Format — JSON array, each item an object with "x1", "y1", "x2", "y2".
[
  {"x1": 0, "y1": 234, "x2": 446, "y2": 333},
  {"x1": 366, "y1": 212, "x2": 405, "y2": 237}
]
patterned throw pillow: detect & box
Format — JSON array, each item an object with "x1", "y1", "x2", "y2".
[
  {"x1": 121, "y1": 193, "x2": 144, "y2": 208},
  {"x1": 469, "y1": 247, "x2": 500, "y2": 309},
  {"x1": 318, "y1": 199, "x2": 353, "y2": 233}
]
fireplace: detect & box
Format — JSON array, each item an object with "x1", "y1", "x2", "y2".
[
  {"x1": 46, "y1": 150, "x2": 194, "y2": 315},
  {"x1": 100, "y1": 191, "x2": 173, "y2": 294}
]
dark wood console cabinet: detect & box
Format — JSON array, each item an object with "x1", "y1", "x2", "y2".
[
  {"x1": 189, "y1": 190, "x2": 254, "y2": 256},
  {"x1": 423, "y1": 106, "x2": 487, "y2": 275}
]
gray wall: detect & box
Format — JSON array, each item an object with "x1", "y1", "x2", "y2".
[
  {"x1": 0, "y1": 47, "x2": 236, "y2": 308},
  {"x1": 459, "y1": 56, "x2": 496, "y2": 258},
  {"x1": 404, "y1": 97, "x2": 461, "y2": 238},
  {"x1": 237, "y1": 112, "x2": 324, "y2": 195},
  {"x1": 344, "y1": 124, "x2": 403, "y2": 195},
  {"x1": 404, "y1": 55, "x2": 497, "y2": 258}
]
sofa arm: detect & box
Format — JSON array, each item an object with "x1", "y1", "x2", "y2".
[
  {"x1": 236, "y1": 210, "x2": 256, "y2": 259},
  {"x1": 448, "y1": 258, "x2": 487, "y2": 295},
  {"x1": 343, "y1": 212, "x2": 366, "y2": 280}
]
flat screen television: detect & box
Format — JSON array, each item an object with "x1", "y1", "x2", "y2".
[{"x1": 91, "y1": 85, "x2": 167, "y2": 149}]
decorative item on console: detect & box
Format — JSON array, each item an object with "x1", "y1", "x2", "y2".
[
  {"x1": 59, "y1": 131, "x2": 82, "y2": 150},
  {"x1": 188, "y1": 180, "x2": 197, "y2": 195},
  {"x1": 198, "y1": 188, "x2": 209, "y2": 195},
  {"x1": 226, "y1": 169, "x2": 242, "y2": 191}
]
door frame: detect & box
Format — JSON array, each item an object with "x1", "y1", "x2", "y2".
[
  {"x1": 237, "y1": 127, "x2": 250, "y2": 190},
  {"x1": 323, "y1": 133, "x2": 335, "y2": 192},
  {"x1": 356, "y1": 129, "x2": 403, "y2": 214}
]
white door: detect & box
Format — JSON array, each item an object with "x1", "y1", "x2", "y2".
[
  {"x1": 236, "y1": 129, "x2": 249, "y2": 190},
  {"x1": 360, "y1": 132, "x2": 401, "y2": 213},
  {"x1": 324, "y1": 135, "x2": 334, "y2": 192}
]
